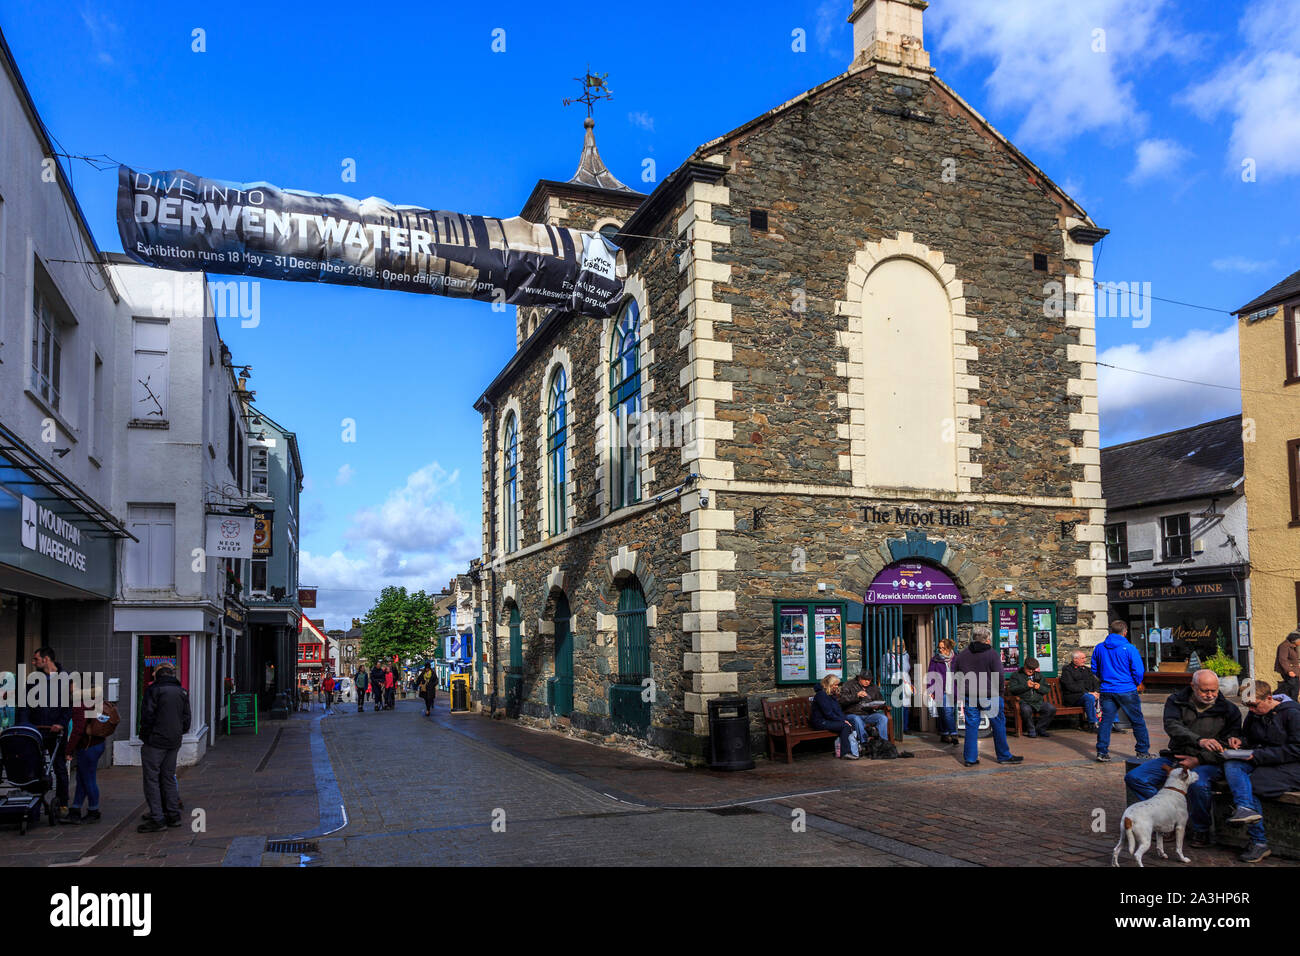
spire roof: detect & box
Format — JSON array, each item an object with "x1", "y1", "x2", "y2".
[{"x1": 568, "y1": 118, "x2": 634, "y2": 192}]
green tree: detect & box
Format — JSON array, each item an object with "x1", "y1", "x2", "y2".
[{"x1": 359, "y1": 586, "x2": 440, "y2": 668}]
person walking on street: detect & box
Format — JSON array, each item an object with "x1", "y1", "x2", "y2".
[
  {"x1": 1092, "y1": 620, "x2": 1152, "y2": 762},
  {"x1": 137, "y1": 662, "x2": 190, "y2": 833},
  {"x1": 419, "y1": 664, "x2": 437, "y2": 716},
  {"x1": 16, "y1": 646, "x2": 75, "y2": 822},
  {"x1": 954, "y1": 626, "x2": 1022, "y2": 767},
  {"x1": 1275, "y1": 631, "x2": 1300, "y2": 702},
  {"x1": 370, "y1": 663, "x2": 384, "y2": 712},
  {"x1": 354, "y1": 666, "x2": 369, "y2": 713},
  {"x1": 321, "y1": 673, "x2": 335, "y2": 713},
  {"x1": 66, "y1": 684, "x2": 117, "y2": 823},
  {"x1": 384, "y1": 663, "x2": 396, "y2": 710}
]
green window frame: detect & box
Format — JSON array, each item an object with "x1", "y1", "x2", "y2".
[
  {"x1": 503, "y1": 413, "x2": 519, "y2": 552},
  {"x1": 508, "y1": 605, "x2": 522, "y2": 669},
  {"x1": 773, "y1": 600, "x2": 847, "y2": 687},
  {"x1": 609, "y1": 299, "x2": 641, "y2": 510},
  {"x1": 547, "y1": 366, "x2": 567, "y2": 534}
]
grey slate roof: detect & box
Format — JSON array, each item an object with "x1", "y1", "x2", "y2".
[
  {"x1": 1237, "y1": 267, "x2": 1300, "y2": 314},
  {"x1": 568, "y1": 118, "x2": 635, "y2": 192},
  {"x1": 1101, "y1": 415, "x2": 1244, "y2": 511}
]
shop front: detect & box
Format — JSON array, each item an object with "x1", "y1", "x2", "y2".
[{"x1": 1109, "y1": 569, "x2": 1248, "y2": 677}]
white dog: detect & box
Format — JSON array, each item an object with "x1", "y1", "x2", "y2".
[{"x1": 1112, "y1": 766, "x2": 1199, "y2": 867}]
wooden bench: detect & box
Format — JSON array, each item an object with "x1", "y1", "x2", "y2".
[
  {"x1": 761, "y1": 695, "x2": 895, "y2": 763},
  {"x1": 1005, "y1": 677, "x2": 1085, "y2": 737}
]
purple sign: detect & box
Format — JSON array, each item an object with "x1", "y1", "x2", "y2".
[{"x1": 866, "y1": 561, "x2": 962, "y2": 605}]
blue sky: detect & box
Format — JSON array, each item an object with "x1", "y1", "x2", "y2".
[{"x1": 4, "y1": 0, "x2": 1297, "y2": 628}]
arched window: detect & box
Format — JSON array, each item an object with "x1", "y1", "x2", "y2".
[
  {"x1": 504, "y1": 413, "x2": 519, "y2": 552},
  {"x1": 599, "y1": 223, "x2": 620, "y2": 241},
  {"x1": 609, "y1": 299, "x2": 641, "y2": 509},
  {"x1": 547, "y1": 366, "x2": 567, "y2": 534}
]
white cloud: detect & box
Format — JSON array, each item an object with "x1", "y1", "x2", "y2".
[
  {"x1": 302, "y1": 462, "x2": 478, "y2": 630},
  {"x1": 1211, "y1": 256, "x2": 1277, "y2": 274},
  {"x1": 1098, "y1": 325, "x2": 1241, "y2": 443},
  {"x1": 1127, "y1": 138, "x2": 1191, "y2": 184},
  {"x1": 627, "y1": 111, "x2": 655, "y2": 132},
  {"x1": 80, "y1": 6, "x2": 121, "y2": 66},
  {"x1": 928, "y1": 0, "x2": 1195, "y2": 148},
  {"x1": 335, "y1": 463, "x2": 355, "y2": 485},
  {"x1": 1181, "y1": 0, "x2": 1300, "y2": 179},
  {"x1": 815, "y1": 0, "x2": 846, "y2": 56}
]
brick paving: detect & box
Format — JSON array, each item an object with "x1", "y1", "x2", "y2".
[{"x1": 0, "y1": 695, "x2": 1289, "y2": 867}]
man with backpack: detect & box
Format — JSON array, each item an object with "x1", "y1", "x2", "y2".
[
  {"x1": 354, "y1": 666, "x2": 369, "y2": 713},
  {"x1": 137, "y1": 662, "x2": 190, "y2": 833}
]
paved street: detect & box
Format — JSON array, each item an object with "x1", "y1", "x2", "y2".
[{"x1": 0, "y1": 694, "x2": 1286, "y2": 867}]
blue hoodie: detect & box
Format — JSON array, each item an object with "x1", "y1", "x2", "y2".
[{"x1": 1091, "y1": 634, "x2": 1145, "y2": 693}]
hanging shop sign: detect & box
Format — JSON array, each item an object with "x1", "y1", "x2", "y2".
[
  {"x1": 297, "y1": 588, "x2": 316, "y2": 608},
  {"x1": 774, "y1": 600, "x2": 846, "y2": 685},
  {"x1": 252, "y1": 508, "x2": 273, "y2": 557},
  {"x1": 205, "y1": 514, "x2": 253, "y2": 559},
  {"x1": 865, "y1": 561, "x2": 963, "y2": 605},
  {"x1": 117, "y1": 167, "x2": 627, "y2": 317}
]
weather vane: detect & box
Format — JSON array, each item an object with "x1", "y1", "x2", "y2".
[{"x1": 562, "y1": 66, "x2": 613, "y2": 118}]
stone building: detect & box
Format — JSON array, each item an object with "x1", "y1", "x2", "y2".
[{"x1": 472, "y1": 0, "x2": 1109, "y2": 762}]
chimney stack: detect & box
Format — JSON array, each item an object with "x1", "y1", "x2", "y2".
[{"x1": 848, "y1": 0, "x2": 932, "y2": 76}]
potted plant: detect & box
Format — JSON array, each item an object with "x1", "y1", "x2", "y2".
[{"x1": 1204, "y1": 649, "x2": 1242, "y2": 696}]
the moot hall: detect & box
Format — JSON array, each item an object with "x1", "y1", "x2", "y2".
[{"x1": 470, "y1": 0, "x2": 1110, "y2": 763}]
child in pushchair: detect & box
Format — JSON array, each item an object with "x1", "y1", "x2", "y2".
[{"x1": 0, "y1": 724, "x2": 59, "y2": 834}]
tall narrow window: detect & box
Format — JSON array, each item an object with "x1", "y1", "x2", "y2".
[
  {"x1": 1288, "y1": 438, "x2": 1300, "y2": 525},
  {"x1": 131, "y1": 319, "x2": 169, "y2": 420},
  {"x1": 615, "y1": 579, "x2": 649, "y2": 683},
  {"x1": 125, "y1": 505, "x2": 175, "y2": 588},
  {"x1": 547, "y1": 367, "x2": 567, "y2": 534},
  {"x1": 504, "y1": 413, "x2": 519, "y2": 552},
  {"x1": 1105, "y1": 523, "x2": 1129, "y2": 565},
  {"x1": 1285, "y1": 303, "x2": 1298, "y2": 384},
  {"x1": 90, "y1": 354, "x2": 104, "y2": 460},
  {"x1": 31, "y1": 288, "x2": 63, "y2": 412},
  {"x1": 1161, "y1": 513, "x2": 1191, "y2": 561},
  {"x1": 609, "y1": 299, "x2": 642, "y2": 509}
]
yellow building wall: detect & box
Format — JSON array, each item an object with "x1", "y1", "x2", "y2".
[{"x1": 1239, "y1": 305, "x2": 1300, "y2": 680}]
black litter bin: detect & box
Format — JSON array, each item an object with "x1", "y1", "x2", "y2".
[
  {"x1": 707, "y1": 696, "x2": 755, "y2": 771},
  {"x1": 452, "y1": 678, "x2": 469, "y2": 712}
]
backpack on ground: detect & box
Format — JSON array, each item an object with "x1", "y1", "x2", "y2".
[{"x1": 85, "y1": 701, "x2": 120, "y2": 739}]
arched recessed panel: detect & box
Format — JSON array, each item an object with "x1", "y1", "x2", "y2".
[{"x1": 862, "y1": 258, "x2": 958, "y2": 491}]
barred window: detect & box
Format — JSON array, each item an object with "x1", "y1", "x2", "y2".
[{"x1": 609, "y1": 300, "x2": 641, "y2": 509}]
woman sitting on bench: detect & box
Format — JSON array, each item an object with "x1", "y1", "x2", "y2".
[{"x1": 812, "y1": 675, "x2": 860, "y2": 760}]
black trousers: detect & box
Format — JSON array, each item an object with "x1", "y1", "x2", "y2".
[
  {"x1": 1020, "y1": 700, "x2": 1056, "y2": 736},
  {"x1": 1280, "y1": 676, "x2": 1299, "y2": 702},
  {"x1": 46, "y1": 733, "x2": 69, "y2": 807},
  {"x1": 357, "y1": 689, "x2": 366, "y2": 711},
  {"x1": 384, "y1": 686, "x2": 395, "y2": 709}
]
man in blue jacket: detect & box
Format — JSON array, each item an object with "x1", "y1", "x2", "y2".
[{"x1": 1092, "y1": 621, "x2": 1152, "y2": 762}]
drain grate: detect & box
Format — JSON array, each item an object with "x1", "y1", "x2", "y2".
[
  {"x1": 265, "y1": 840, "x2": 319, "y2": 854},
  {"x1": 707, "y1": 805, "x2": 760, "y2": 817}
]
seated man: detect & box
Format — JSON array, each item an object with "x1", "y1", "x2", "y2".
[
  {"x1": 1220, "y1": 680, "x2": 1300, "y2": 864},
  {"x1": 1124, "y1": 668, "x2": 1241, "y2": 848},
  {"x1": 1059, "y1": 650, "x2": 1101, "y2": 730},
  {"x1": 1005, "y1": 657, "x2": 1056, "y2": 737},
  {"x1": 839, "y1": 671, "x2": 890, "y2": 744}
]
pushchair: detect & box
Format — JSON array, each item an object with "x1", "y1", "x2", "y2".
[{"x1": 0, "y1": 725, "x2": 58, "y2": 834}]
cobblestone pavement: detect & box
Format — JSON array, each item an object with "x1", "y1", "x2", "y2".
[{"x1": 2, "y1": 694, "x2": 1289, "y2": 867}]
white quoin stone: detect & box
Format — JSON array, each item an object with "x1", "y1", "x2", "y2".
[{"x1": 848, "y1": 0, "x2": 931, "y2": 73}]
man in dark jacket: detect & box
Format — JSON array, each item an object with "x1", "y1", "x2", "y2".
[
  {"x1": 17, "y1": 647, "x2": 75, "y2": 821},
  {"x1": 1059, "y1": 650, "x2": 1101, "y2": 729},
  {"x1": 838, "y1": 671, "x2": 889, "y2": 743},
  {"x1": 369, "y1": 663, "x2": 384, "y2": 712},
  {"x1": 954, "y1": 626, "x2": 1021, "y2": 767},
  {"x1": 354, "y1": 666, "x2": 369, "y2": 713},
  {"x1": 137, "y1": 662, "x2": 191, "y2": 833},
  {"x1": 1124, "y1": 669, "x2": 1241, "y2": 848},
  {"x1": 1006, "y1": 657, "x2": 1056, "y2": 738},
  {"x1": 1221, "y1": 680, "x2": 1300, "y2": 863},
  {"x1": 1274, "y1": 632, "x2": 1300, "y2": 701}
]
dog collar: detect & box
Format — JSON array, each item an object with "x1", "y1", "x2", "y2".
[{"x1": 1165, "y1": 786, "x2": 1188, "y2": 796}]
